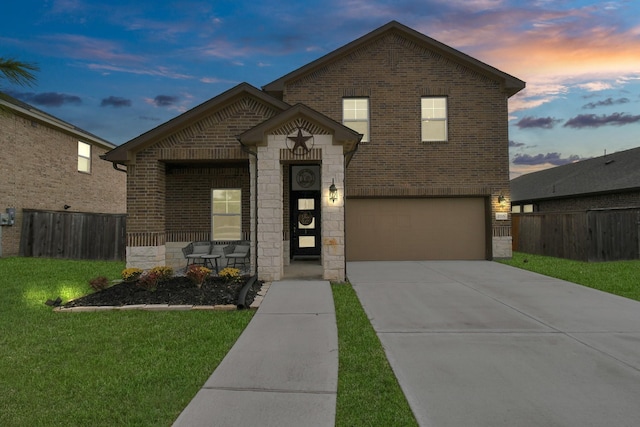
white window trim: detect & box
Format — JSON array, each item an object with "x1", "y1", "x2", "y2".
[
  {"x1": 211, "y1": 189, "x2": 242, "y2": 241},
  {"x1": 342, "y1": 98, "x2": 369, "y2": 142},
  {"x1": 78, "y1": 141, "x2": 91, "y2": 173},
  {"x1": 421, "y1": 97, "x2": 448, "y2": 142}
]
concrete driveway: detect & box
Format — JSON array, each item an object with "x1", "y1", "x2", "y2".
[{"x1": 347, "y1": 261, "x2": 640, "y2": 427}]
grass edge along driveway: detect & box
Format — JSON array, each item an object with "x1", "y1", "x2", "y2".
[{"x1": 499, "y1": 252, "x2": 640, "y2": 302}]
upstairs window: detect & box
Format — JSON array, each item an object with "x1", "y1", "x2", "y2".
[
  {"x1": 343, "y1": 98, "x2": 369, "y2": 142},
  {"x1": 421, "y1": 97, "x2": 448, "y2": 142},
  {"x1": 78, "y1": 141, "x2": 91, "y2": 173},
  {"x1": 212, "y1": 189, "x2": 242, "y2": 241}
]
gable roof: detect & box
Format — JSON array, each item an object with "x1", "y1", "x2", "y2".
[
  {"x1": 511, "y1": 146, "x2": 640, "y2": 202},
  {"x1": 103, "y1": 83, "x2": 289, "y2": 163},
  {"x1": 238, "y1": 102, "x2": 362, "y2": 156},
  {"x1": 263, "y1": 20, "x2": 525, "y2": 98},
  {"x1": 0, "y1": 91, "x2": 115, "y2": 150}
]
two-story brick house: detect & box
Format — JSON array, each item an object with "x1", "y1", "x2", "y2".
[
  {"x1": 103, "y1": 21, "x2": 525, "y2": 281},
  {"x1": 0, "y1": 92, "x2": 126, "y2": 257}
]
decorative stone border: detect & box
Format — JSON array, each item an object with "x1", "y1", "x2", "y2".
[{"x1": 54, "y1": 282, "x2": 272, "y2": 313}]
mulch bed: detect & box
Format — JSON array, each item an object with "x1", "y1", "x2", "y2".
[{"x1": 62, "y1": 276, "x2": 260, "y2": 308}]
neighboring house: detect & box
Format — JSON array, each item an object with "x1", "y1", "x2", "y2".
[
  {"x1": 0, "y1": 92, "x2": 126, "y2": 257},
  {"x1": 103, "y1": 21, "x2": 525, "y2": 281},
  {"x1": 511, "y1": 146, "x2": 640, "y2": 212}
]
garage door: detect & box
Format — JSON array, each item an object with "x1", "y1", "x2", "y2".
[{"x1": 346, "y1": 198, "x2": 487, "y2": 261}]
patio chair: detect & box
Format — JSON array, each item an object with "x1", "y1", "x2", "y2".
[
  {"x1": 182, "y1": 241, "x2": 211, "y2": 268},
  {"x1": 223, "y1": 244, "x2": 250, "y2": 267}
]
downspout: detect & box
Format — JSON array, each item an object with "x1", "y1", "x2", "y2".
[
  {"x1": 112, "y1": 162, "x2": 127, "y2": 173},
  {"x1": 237, "y1": 137, "x2": 259, "y2": 276}
]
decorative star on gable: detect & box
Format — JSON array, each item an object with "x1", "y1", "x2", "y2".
[{"x1": 286, "y1": 127, "x2": 314, "y2": 154}]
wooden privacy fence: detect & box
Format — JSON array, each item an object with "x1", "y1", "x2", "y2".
[
  {"x1": 512, "y1": 207, "x2": 640, "y2": 262},
  {"x1": 20, "y1": 209, "x2": 126, "y2": 261}
]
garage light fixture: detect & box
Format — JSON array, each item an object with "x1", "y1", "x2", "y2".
[
  {"x1": 329, "y1": 179, "x2": 338, "y2": 203},
  {"x1": 497, "y1": 194, "x2": 506, "y2": 205}
]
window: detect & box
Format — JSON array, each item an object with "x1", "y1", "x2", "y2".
[
  {"x1": 421, "y1": 97, "x2": 448, "y2": 142},
  {"x1": 212, "y1": 189, "x2": 241, "y2": 241},
  {"x1": 343, "y1": 98, "x2": 369, "y2": 142},
  {"x1": 78, "y1": 141, "x2": 91, "y2": 173}
]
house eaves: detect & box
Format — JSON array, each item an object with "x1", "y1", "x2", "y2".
[
  {"x1": 262, "y1": 20, "x2": 525, "y2": 98},
  {"x1": 511, "y1": 146, "x2": 640, "y2": 203},
  {"x1": 1, "y1": 93, "x2": 115, "y2": 150},
  {"x1": 103, "y1": 83, "x2": 290, "y2": 164}
]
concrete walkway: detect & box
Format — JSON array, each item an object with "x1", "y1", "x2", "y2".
[
  {"x1": 172, "y1": 280, "x2": 338, "y2": 427},
  {"x1": 347, "y1": 261, "x2": 640, "y2": 427}
]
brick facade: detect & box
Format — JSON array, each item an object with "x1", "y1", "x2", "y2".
[{"x1": 0, "y1": 107, "x2": 125, "y2": 256}]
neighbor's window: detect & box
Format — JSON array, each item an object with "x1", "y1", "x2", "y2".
[
  {"x1": 421, "y1": 97, "x2": 448, "y2": 142},
  {"x1": 343, "y1": 98, "x2": 369, "y2": 142},
  {"x1": 212, "y1": 189, "x2": 241, "y2": 240},
  {"x1": 523, "y1": 204, "x2": 534, "y2": 213},
  {"x1": 511, "y1": 205, "x2": 522, "y2": 213},
  {"x1": 78, "y1": 141, "x2": 91, "y2": 173}
]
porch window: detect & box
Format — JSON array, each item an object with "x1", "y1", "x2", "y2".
[
  {"x1": 343, "y1": 98, "x2": 369, "y2": 142},
  {"x1": 212, "y1": 189, "x2": 241, "y2": 241},
  {"x1": 421, "y1": 97, "x2": 448, "y2": 142},
  {"x1": 78, "y1": 141, "x2": 91, "y2": 173}
]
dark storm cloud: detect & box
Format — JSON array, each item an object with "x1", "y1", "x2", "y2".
[
  {"x1": 9, "y1": 91, "x2": 82, "y2": 107},
  {"x1": 582, "y1": 97, "x2": 630, "y2": 109},
  {"x1": 509, "y1": 140, "x2": 526, "y2": 148},
  {"x1": 516, "y1": 116, "x2": 563, "y2": 129},
  {"x1": 153, "y1": 94, "x2": 179, "y2": 107},
  {"x1": 512, "y1": 152, "x2": 584, "y2": 166},
  {"x1": 101, "y1": 96, "x2": 132, "y2": 108},
  {"x1": 563, "y1": 113, "x2": 640, "y2": 128}
]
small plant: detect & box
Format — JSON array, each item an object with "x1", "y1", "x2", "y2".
[
  {"x1": 89, "y1": 276, "x2": 109, "y2": 292},
  {"x1": 186, "y1": 265, "x2": 211, "y2": 288},
  {"x1": 149, "y1": 266, "x2": 173, "y2": 282},
  {"x1": 137, "y1": 271, "x2": 160, "y2": 291},
  {"x1": 219, "y1": 267, "x2": 241, "y2": 282},
  {"x1": 121, "y1": 267, "x2": 143, "y2": 282}
]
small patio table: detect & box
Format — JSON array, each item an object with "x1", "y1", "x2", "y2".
[{"x1": 200, "y1": 254, "x2": 221, "y2": 274}]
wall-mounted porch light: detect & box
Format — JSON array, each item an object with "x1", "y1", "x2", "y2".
[
  {"x1": 329, "y1": 179, "x2": 338, "y2": 203},
  {"x1": 497, "y1": 194, "x2": 506, "y2": 206}
]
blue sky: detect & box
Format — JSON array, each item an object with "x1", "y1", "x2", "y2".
[{"x1": 2, "y1": 0, "x2": 639, "y2": 178}]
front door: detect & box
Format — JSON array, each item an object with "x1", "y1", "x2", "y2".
[{"x1": 290, "y1": 165, "x2": 321, "y2": 259}]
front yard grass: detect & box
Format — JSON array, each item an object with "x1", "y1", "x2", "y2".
[
  {"x1": 0, "y1": 257, "x2": 253, "y2": 426},
  {"x1": 332, "y1": 283, "x2": 418, "y2": 427},
  {"x1": 499, "y1": 252, "x2": 640, "y2": 302}
]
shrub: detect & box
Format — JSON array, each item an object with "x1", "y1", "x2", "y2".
[
  {"x1": 219, "y1": 267, "x2": 241, "y2": 282},
  {"x1": 137, "y1": 271, "x2": 160, "y2": 291},
  {"x1": 121, "y1": 267, "x2": 143, "y2": 282},
  {"x1": 89, "y1": 276, "x2": 109, "y2": 292},
  {"x1": 186, "y1": 265, "x2": 211, "y2": 288},
  {"x1": 149, "y1": 266, "x2": 173, "y2": 282}
]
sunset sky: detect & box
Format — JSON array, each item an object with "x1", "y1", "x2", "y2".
[{"x1": 2, "y1": 0, "x2": 639, "y2": 178}]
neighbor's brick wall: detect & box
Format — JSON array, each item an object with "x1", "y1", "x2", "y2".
[
  {"x1": 280, "y1": 30, "x2": 512, "y2": 233},
  {"x1": 0, "y1": 111, "x2": 126, "y2": 256}
]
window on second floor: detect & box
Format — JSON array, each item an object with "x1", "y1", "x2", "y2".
[
  {"x1": 78, "y1": 141, "x2": 91, "y2": 173},
  {"x1": 342, "y1": 98, "x2": 369, "y2": 142},
  {"x1": 421, "y1": 97, "x2": 448, "y2": 142}
]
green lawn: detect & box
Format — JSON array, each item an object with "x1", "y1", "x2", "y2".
[
  {"x1": 0, "y1": 257, "x2": 254, "y2": 426},
  {"x1": 499, "y1": 252, "x2": 640, "y2": 302},
  {"x1": 1, "y1": 258, "x2": 418, "y2": 426},
  {"x1": 332, "y1": 283, "x2": 417, "y2": 427}
]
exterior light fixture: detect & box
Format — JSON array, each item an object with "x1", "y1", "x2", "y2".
[
  {"x1": 329, "y1": 179, "x2": 338, "y2": 203},
  {"x1": 497, "y1": 194, "x2": 506, "y2": 205}
]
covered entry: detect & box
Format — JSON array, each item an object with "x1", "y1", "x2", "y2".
[{"x1": 346, "y1": 198, "x2": 488, "y2": 261}]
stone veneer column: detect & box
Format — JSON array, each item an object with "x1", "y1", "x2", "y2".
[
  {"x1": 256, "y1": 138, "x2": 283, "y2": 281},
  {"x1": 320, "y1": 136, "x2": 346, "y2": 281}
]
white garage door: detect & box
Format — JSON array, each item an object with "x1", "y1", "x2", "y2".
[{"x1": 346, "y1": 198, "x2": 487, "y2": 261}]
